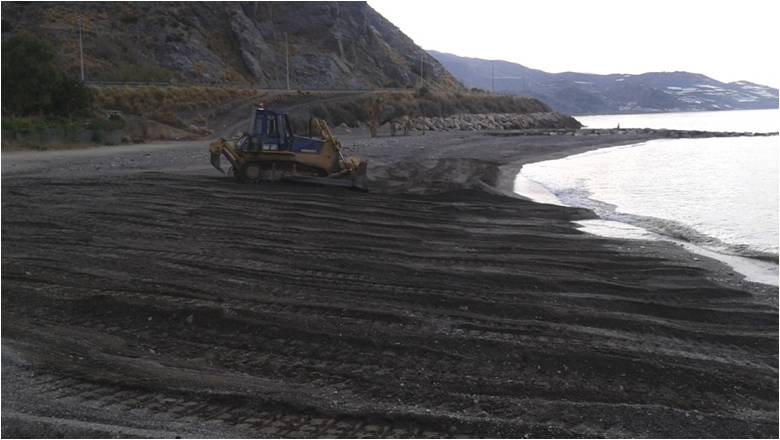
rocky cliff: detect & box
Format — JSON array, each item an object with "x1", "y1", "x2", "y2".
[
  {"x1": 0, "y1": 2, "x2": 461, "y2": 90},
  {"x1": 430, "y1": 50, "x2": 779, "y2": 114}
]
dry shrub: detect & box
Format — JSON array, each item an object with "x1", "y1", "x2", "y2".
[
  {"x1": 290, "y1": 92, "x2": 550, "y2": 128},
  {"x1": 88, "y1": 84, "x2": 265, "y2": 129}
]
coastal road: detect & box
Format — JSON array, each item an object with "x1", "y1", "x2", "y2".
[{"x1": 2, "y1": 132, "x2": 777, "y2": 437}]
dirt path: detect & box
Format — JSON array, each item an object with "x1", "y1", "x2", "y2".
[{"x1": 2, "y1": 132, "x2": 777, "y2": 438}]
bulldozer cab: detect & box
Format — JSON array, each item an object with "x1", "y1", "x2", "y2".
[{"x1": 249, "y1": 108, "x2": 294, "y2": 151}]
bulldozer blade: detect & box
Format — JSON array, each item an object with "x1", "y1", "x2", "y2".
[
  {"x1": 351, "y1": 161, "x2": 369, "y2": 191},
  {"x1": 283, "y1": 175, "x2": 363, "y2": 190},
  {"x1": 284, "y1": 161, "x2": 368, "y2": 191},
  {"x1": 210, "y1": 152, "x2": 225, "y2": 174}
]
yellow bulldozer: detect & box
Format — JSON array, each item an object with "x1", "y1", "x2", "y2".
[{"x1": 209, "y1": 107, "x2": 367, "y2": 190}]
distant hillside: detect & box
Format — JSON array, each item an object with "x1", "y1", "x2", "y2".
[
  {"x1": 430, "y1": 50, "x2": 779, "y2": 114},
  {"x1": 0, "y1": 2, "x2": 461, "y2": 90}
]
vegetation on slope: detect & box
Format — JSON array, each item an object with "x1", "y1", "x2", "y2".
[
  {"x1": 1, "y1": 34, "x2": 108, "y2": 150},
  {"x1": 299, "y1": 88, "x2": 553, "y2": 128},
  {"x1": 1, "y1": 34, "x2": 91, "y2": 117},
  {"x1": 91, "y1": 85, "x2": 261, "y2": 128}
]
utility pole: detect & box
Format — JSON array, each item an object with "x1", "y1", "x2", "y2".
[
  {"x1": 419, "y1": 52, "x2": 423, "y2": 88},
  {"x1": 78, "y1": 15, "x2": 85, "y2": 82},
  {"x1": 285, "y1": 32, "x2": 290, "y2": 90}
]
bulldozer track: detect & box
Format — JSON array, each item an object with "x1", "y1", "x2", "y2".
[
  {"x1": 3, "y1": 172, "x2": 777, "y2": 438},
  {"x1": 9, "y1": 371, "x2": 436, "y2": 438}
]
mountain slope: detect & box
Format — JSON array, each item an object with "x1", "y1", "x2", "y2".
[
  {"x1": 430, "y1": 50, "x2": 779, "y2": 114},
  {"x1": 0, "y1": 2, "x2": 460, "y2": 91}
]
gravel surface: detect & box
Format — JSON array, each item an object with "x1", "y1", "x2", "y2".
[{"x1": 2, "y1": 130, "x2": 777, "y2": 438}]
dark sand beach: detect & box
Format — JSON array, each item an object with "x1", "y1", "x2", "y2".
[{"x1": 2, "y1": 130, "x2": 777, "y2": 438}]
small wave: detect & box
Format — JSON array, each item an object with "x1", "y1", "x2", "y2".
[
  {"x1": 625, "y1": 214, "x2": 778, "y2": 262},
  {"x1": 574, "y1": 219, "x2": 779, "y2": 286},
  {"x1": 550, "y1": 184, "x2": 779, "y2": 263}
]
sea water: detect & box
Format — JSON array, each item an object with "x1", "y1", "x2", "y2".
[
  {"x1": 515, "y1": 109, "x2": 779, "y2": 285},
  {"x1": 576, "y1": 108, "x2": 779, "y2": 133}
]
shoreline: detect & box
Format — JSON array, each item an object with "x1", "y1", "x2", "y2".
[
  {"x1": 511, "y1": 141, "x2": 779, "y2": 289},
  {"x1": 2, "y1": 130, "x2": 777, "y2": 437}
]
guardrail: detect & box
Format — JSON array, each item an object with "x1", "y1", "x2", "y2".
[
  {"x1": 84, "y1": 81, "x2": 417, "y2": 93},
  {"x1": 85, "y1": 81, "x2": 173, "y2": 87}
]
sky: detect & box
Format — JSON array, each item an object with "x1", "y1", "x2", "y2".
[{"x1": 368, "y1": 0, "x2": 780, "y2": 89}]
